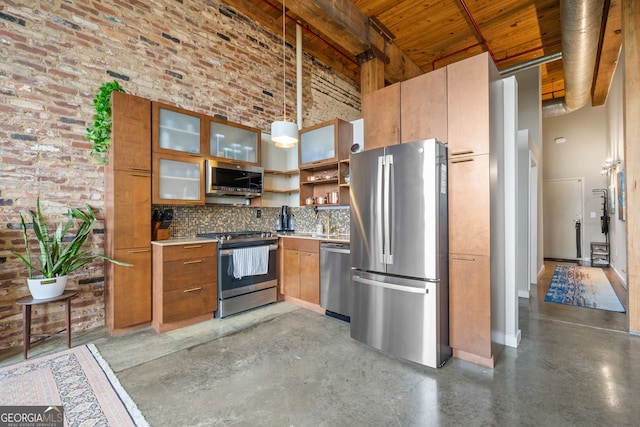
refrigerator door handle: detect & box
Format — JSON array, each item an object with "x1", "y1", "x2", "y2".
[
  {"x1": 376, "y1": 155, "x2": 385, "y2": 264},
  {"x1": 384, "y1": 154, "x2": 393, "y2": 264},
  {"x1": 352, "y1": 275, "x2": 428, "y2": 294}
]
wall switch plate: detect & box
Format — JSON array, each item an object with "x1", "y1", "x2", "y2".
[
  {"x1": 256, "y1": 209, "x2": 261, "y2": 218},
  {"x1": 590, "y1": 212, "x2": 596, "y2": 218}
]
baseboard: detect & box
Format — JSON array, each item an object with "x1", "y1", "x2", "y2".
[
  {"x1": 537, "y1": 264, "x2": 545, "y2": 281},
  {"x1": 505, "y1": 330, "x2": 521, "y2": 348},
  {"x1": 518, "y1": 290, "x2": 530, "y2": 299},
  {"x1": 612, "y1": 265, "x2": 628, "y2": 289}
]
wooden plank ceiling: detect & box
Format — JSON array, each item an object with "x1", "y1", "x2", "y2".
[{"x1": 224, "y1": 0, "x2": 622, "y2": 106}]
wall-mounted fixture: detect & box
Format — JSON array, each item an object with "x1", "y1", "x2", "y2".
[
  {"x1": 270, "y1": 0, "x2": 298, "y2": 148},
  {"x1": 554, "y1": 137, "x2": 566, "y2": 144},
  {"x1": 601, "y1": 158, "x2": 620, "y2": 175}
]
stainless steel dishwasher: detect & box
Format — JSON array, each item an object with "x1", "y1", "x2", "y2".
[{"x1": 320, "y1": 242, "x2": 351, "y2": 321}]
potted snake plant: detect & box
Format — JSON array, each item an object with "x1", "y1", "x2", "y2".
[{"x1": 13, "y1": 197, "x2": 131, "y2": 299}]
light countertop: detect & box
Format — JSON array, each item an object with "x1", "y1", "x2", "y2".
[
  {"x1": 151, "y1": 237, "x2": 217, "y2": 246},
  {"x1": 278, "y1": 232, "x2": 350, "y2": 244}
]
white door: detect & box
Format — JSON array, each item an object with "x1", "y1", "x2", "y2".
[{"x1": 543, "y1": 178, "x2": 583, "y2": 260}]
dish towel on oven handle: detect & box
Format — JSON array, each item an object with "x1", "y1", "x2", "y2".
[{"x1": 232, "y1": 245, "x2": 269, "y2": 279}]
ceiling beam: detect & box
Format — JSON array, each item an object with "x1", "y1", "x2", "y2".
[
  {"x1": 223, "y1": 0, "x2": 423, "y2": 84},
  {"x1": 222, "y1": 0, "x2": 360, "y2": 82},
  {"x1": 592, "y1": 0, "x2": 623, "y2": 106}
]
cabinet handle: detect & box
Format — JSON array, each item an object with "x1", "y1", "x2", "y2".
[
  {"x1": 451, "y1": 255, "x2": 476, "y2": 261},
  {"x1": 183, "y1": 259, "x2": 203, "y2": 265},
  {"x1": 451, "y1": 150, "x2": 475, "y2": 156},
  {"x1": 183, "y1": 287, "x2": 202, "y2": 293},
  {"x1": 450, "y1": 158, "x2": 474, "y2": 164},
  {"x1": 128, "y1": 167, "x2": 149, "y2": 171},
  {"x1": 183, "y1": 245, "x2": 202, "y2": 249},
  {"x1": 128, "y1": 249, "x2": 151, "y2": 253},
  {"x1": 128, "y1": 173, "x2": 150, "y2": 177}
]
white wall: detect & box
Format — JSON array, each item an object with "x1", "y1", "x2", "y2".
[
  {"x1": 543, "y1": 104, "x2": 608, "y2": 262},
  {"x1": 605, "y1": 53, "x2": 627, "y2": 285},
  {"x1": 514, "y1": 67, "x2": 544, "y2": 283}
]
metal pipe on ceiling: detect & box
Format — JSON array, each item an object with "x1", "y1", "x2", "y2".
[
  {"x1": 499, "y1": 51, "x2": 563, "y2": 76},
  {"x1": 561, "y1": 0, "x2": 606, "y2": 111}
]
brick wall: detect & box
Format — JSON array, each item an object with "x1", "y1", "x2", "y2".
[{"x1": 0, "y1": 0, "x2": 360, "y2": 350}]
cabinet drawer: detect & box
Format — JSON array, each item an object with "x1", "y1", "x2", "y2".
[
  {"x1": 162, "y1": 242, "x2": 216, "y2": 261},
  {"x1": 163, "y1": 256, "x2": 216, "y2": 291},
  {"x1": 282, "y1": 238, "x2": 319, "y2": 253},
  {"x1": 162, "y1": 283, "x2": 216, "y2": 324}
]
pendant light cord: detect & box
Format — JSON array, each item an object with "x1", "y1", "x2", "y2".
[{"x1": 281, "y1": 0, "x2": 287, "y2": 122}]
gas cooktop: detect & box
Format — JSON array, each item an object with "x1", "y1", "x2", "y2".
[{"x1": 196, "y1": 230, "x2": 277, "y2": 246}]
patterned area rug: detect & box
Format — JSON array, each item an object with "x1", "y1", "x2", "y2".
[
  {"x1": 0, "y1": 344, "x2": 149, "y2": 426},
  {"x1": 545, "y1": 265, "x2": 626, "y2": 312}
]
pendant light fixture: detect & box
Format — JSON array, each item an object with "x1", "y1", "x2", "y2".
[{"x1": 270, "y1": 0, "x2": 298, "y2": 148}]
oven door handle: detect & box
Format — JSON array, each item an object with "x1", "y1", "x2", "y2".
[{"x1": 220, "y1": 244, "x2": 278, "y2": 256}]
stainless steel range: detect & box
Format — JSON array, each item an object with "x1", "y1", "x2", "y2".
[{"x1": 196, "y1": 231, "x2": 278, "y2": 318}]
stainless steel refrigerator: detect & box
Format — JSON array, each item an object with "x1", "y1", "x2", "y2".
[{"x1": 350, "y1": 139, "x2": 450, "y2": 368}]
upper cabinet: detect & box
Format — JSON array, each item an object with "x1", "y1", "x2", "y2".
[
  {"x1": 362, "y1": 68, "x2": 448, "y2": 150},
  {"x1": 299, "y1": 118, "x2": 352, "y2": 168},
  {"x1": 401, "y1": 68, "x2": 448, "y2": 144},
  {"x1": 298, "y1": 118, "x2": 352, "y2": 207},
  {"x1": 447, "y1": 53, "x2": 495, "y2": 156},
  {"x1": 362, "y1": 84, "x2": 400, "y2": 151},
  {"x1": 152, "y1": 103, "x2": 204, "y2": 156},
  {"x1": 208, "y1": 117, "x2": 261, "y2": 166}
]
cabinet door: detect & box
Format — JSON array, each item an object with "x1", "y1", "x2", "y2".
[
  {"x1": 300, "y1": 251, "x2": 319, "y2": 304},
  {"x1": 110, "y1": 92, "x2": 151, "y2": 170},
  {"x1": 362, "y1": 83, "x2": 400, "y2": 150},
  {"x1": 110, "y1": 170, "x2": 151, "y2": 249},
  {"x1": 401, "y1": 68, "x2": 448, "y2": 144},
  {"x1": 299, "y1": 122, "x2": 339, "y2": 167},
  {"x1": 449, "y1": 254, "x2": 491, "y2": 358},
  {"x1": 208, "y1": 118, "x2": 260, "y2": 165},
  {"x1": 110, "y1": 248, "x2": 152, "y2": 329},
  {"x1": 162, "y1": 283, "x2": 216, "y2": 323},
  {"x1": 152, "y1": 152, "x2": 204, "y2": 204},
  {"x1": 282, "y1": 249, "x2": 301, "y2": 298},
  {"x1": 448, "y1": 154, "x2": 490, "y2": 256},
  {"x1": 447, "y1": 53, "x2": 491, "y2": 155},
  {"x1": 153, "y1": 102, "x2": 204, "y2": 156}
]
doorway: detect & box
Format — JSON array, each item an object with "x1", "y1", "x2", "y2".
[{"x1": 543, "y1": 178, "x2": 584, "y2": 261}]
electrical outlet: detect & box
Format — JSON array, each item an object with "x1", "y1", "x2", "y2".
[{"x1": 256, "y1": 209, "x2": 261, "y2": 218}]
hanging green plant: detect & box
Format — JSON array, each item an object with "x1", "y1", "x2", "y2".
[{"x1": 85, "y1": 81, "x2": 125, "y2": 164}]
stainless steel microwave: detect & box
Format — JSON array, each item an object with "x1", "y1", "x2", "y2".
[{"x1": 205, "y1": 160, "x2": 263, "y2": 198}]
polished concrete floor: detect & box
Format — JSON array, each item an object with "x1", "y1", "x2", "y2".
[{"x1": 1, "y1": 262, "x2": 639, "y2": 426}]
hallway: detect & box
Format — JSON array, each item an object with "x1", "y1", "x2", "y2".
[{"x1": 531, "y1": 261, "x2": 628, "y2": 332}]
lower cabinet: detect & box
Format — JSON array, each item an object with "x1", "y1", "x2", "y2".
[
  {"x1": 281, "y1": 238, "x2": 320, "y2": 305},
  {"x1": 152, "y1": 241, "x2": 217, "y2": 332},
  {"x1": 107, "y1": 248, "x2": 152, "y2": 331},
  {"x1": 449, "y1": 254, "x2": 493, "y2": 362}
]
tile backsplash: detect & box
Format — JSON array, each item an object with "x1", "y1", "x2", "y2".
[{"x1": 153, "y1": 205, "x2": 350, "y2": 239}]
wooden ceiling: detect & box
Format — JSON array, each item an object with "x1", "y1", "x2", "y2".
[{"x1": 224, "y1": 0, "x2": 622, "y2": 106}]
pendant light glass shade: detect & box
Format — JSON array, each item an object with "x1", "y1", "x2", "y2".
[
  {"x1": 271, "y1": 0, "x2": 298, "y2": 147},
  {"x1": 271, "y1": 120, "x2": 298, "y2": 148}
]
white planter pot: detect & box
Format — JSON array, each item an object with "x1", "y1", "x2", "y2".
[{"x1": 27, "y1": 276, "x2": 67, "y2": 299}]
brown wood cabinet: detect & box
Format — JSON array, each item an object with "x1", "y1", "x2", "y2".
[
  {"x1": 362, "y1": 84, "x2": 400, "y2": 151},
  {"x1": 152, "y1": 241, "x2": 217, "y2": 333},
  {"x1": 447, "y1": 53, "x2": 493, "y2": 155},
  {"x1": 105, "y1": 92, "x2": 152, "y2": 334},
  {"x1": 400, "y1": 67, "x2": 448, "y2": 144},
  {"x1": 298, "y1": 118, "x2": 352, "y2": 207},
  {"x1": 446, "y1": 52, "x2": 504, "y2": 368},
  {"x1": 280, "y1": 238, "x2": 320, "y2": 305},
  {"x1": 362, "y1": 67, "x2": 447, "y2": 150},
  {"x1": 449, "y1": 254, "x2": 491, "y2": 358},
  {"x1": 448, "y1": 154, "x2": 491, "y2": 256}
]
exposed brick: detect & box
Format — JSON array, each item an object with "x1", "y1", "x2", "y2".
[
  {"x1": 0, "y1": 12, "x2": 26, "y2": 26},
  {"x1": 0, "y1": 0, "x2": 360, "y2": 352}
]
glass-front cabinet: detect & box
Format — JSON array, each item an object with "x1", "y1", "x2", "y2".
[
  {"x1": 152, "y1": 153, "x2": 204, "y2": 204},
  {"x1": 208, "y1": 117, "x2": 260, "y2": 166},
  {"x1": 153, "y1": 103, "x2": 203, "y2": 156},
  {"x1": 298, "y1": 118, "x2": 352, "y2": 168}
]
